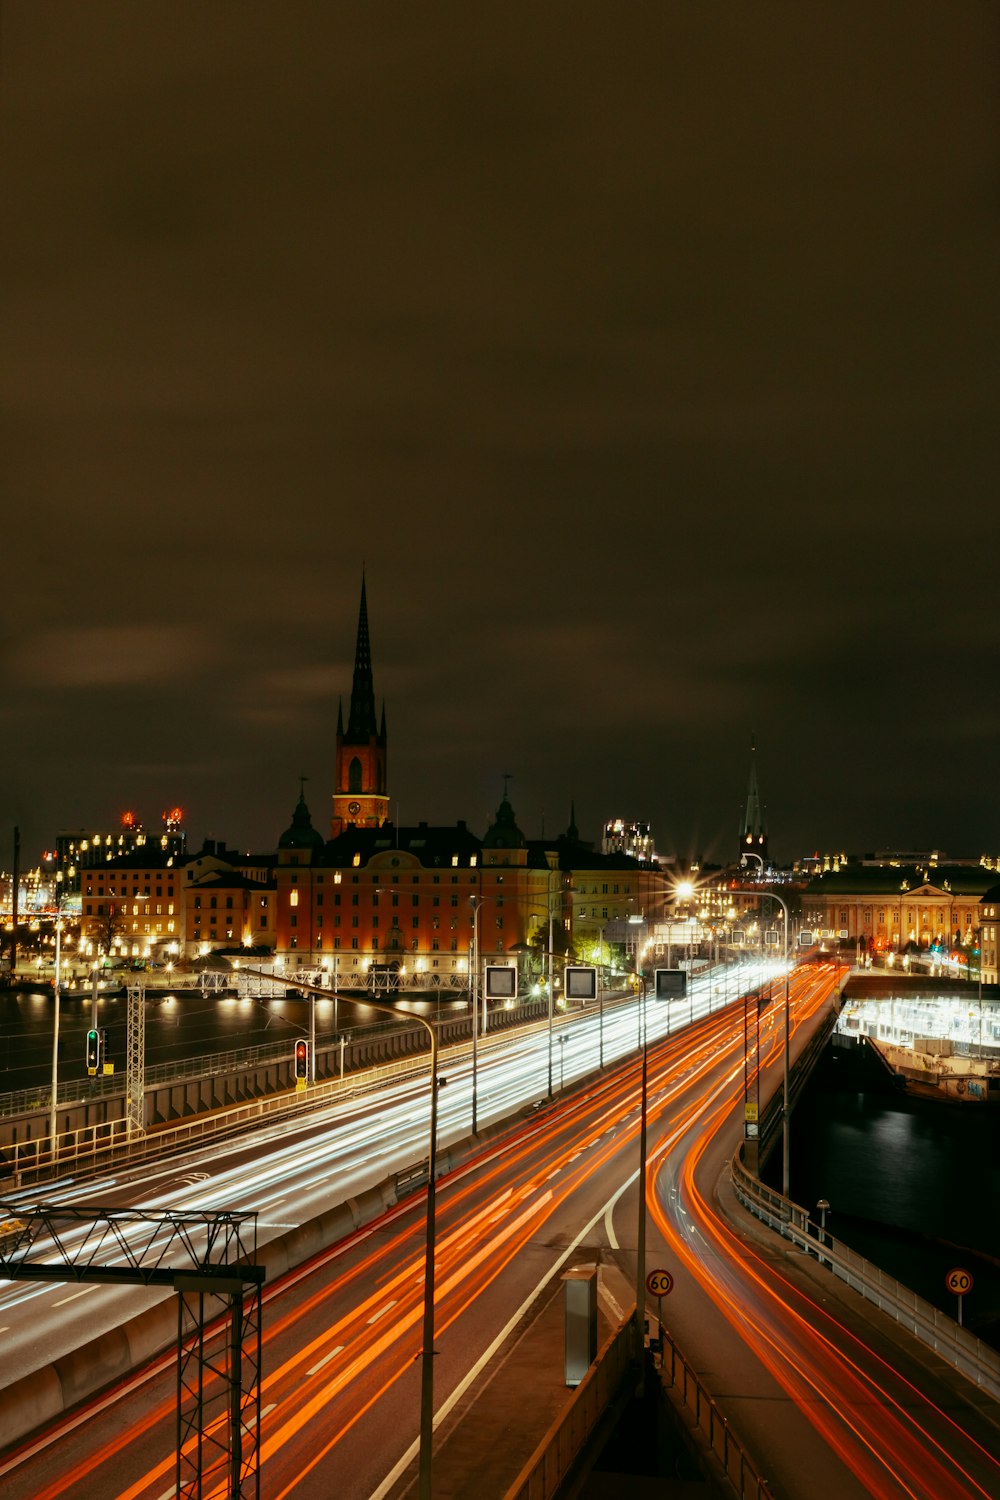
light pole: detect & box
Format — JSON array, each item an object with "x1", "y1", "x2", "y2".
[
  {"x1": 634, "y1": 972, "x2": 649, "y2": 1350},
  {"x1": 547, "y1": 870, "x2": 557, "y2": 1097},
  {"x1": 243, "y1": 966, "x2": 441, "y2": 1498},
  {"x1": 48, "y1": 899, "x2": 64, "y2": 1153},
  {"x1": 468, "y1": 893, "x2": 500, "y2": 1133},
  {"x1": 741, "y1": 854, "x2": 791, "y2": 1194}
]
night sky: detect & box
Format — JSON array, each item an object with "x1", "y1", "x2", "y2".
[{"x1": 2, "y1": 4, "x2": 998, "y2": 868}]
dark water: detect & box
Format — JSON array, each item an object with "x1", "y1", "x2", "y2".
[
  {"x1": 778, "y1": 1042, "x2": 1000, "y2": 1347},
  {"x1": 0, "y1": 986, "x2": 465, "y2": 1098}
]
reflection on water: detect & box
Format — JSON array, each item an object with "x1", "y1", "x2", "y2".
[
  {"x1": 0, "y1": 987, "x2": 470, "y2": 1097},
  {"x1": 784, "y1": 1045, "x2": 1000, "y2": 1344}
]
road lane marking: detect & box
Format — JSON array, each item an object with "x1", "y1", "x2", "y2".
[
  {"x1": 307, "y1": 1345, "x2": 346, "y2": 1375},
  {"x1": 367, "y1": 1300, "x2": 397, "y2": 1325},
  {"x1": 371, "y1": 1180, "x2": 634, "y2": 1500},
  {"x1": 52, "y1": 1285, "x2": 99, "y2": 1307}
]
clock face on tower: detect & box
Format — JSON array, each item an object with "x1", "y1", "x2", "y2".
[{"x1": 347, "y1": 801, "x2": 361, "y2": 815}]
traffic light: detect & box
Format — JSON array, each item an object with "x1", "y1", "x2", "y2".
[
  {"x1": 86, "y1": 1029, "x2": 100, "y2": 1074},
  {"x1": 294, "y1": 1039, "x2": 309, "y2": 1082}
]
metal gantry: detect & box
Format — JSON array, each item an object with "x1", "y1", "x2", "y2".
[
  {"x1": 124, "y1": 975, "x2": 146, "y2": 1136},
  {"x1": 0, "y1": 1202, "x2": 264, "y2": 1500}
]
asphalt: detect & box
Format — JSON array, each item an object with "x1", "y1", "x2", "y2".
[{"x1": 389, "y1": 1263, "x2": 637, "y2": 1500}]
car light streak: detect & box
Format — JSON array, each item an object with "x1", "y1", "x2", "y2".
[
  {"x1": 18, "y1": 961, "x2": 981, "y2": 1500},
  {"x1": 644, "y1": 971, "x2": 999, "y2": 1500}
]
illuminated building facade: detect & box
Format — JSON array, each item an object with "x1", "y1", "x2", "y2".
[{"x1": 801, "y1": 863, "x2": 992, "y2": 956}]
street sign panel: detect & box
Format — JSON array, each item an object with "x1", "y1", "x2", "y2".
[
  {"x1": 654, "y1": 968, "x2": 687, "y2": 1000},
  {"x1": 485, "y1": 964, "x2": 516, "y2": 999},
  {"x1": 646, "y1": 1268, "x2": 674, "y2": 1297},
  {"x1": 564, "y1": 966, "x2": 597, "y2": 1000},
  {"x1": 945, "y1": 1267, "x2": 973, "y2": 1296}
]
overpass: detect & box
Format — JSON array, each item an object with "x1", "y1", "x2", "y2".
[{"x1": 1, "y1": 965, "x2": 998, "y2": 1498}]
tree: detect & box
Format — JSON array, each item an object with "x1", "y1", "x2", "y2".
[{"x1": 92, "y1": 909, "x2": 126, "y2": 960}]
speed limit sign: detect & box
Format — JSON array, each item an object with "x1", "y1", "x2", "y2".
[
  {"x1": 646, "y1": 1268, "x2": 674, "y2": 1297},
  {"x1": 945, "y1": 1267, "x2": 973, "y2": 1296}
]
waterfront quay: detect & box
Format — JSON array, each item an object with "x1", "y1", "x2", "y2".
[{"x1": 837, "y1": 974, "x2": 1000, "y2": 1103}]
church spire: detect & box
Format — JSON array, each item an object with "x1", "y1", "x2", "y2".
[
  {"x1": 346, "y1": 572, "x2": 379, "y2": 740},
  {"x1": 740, "y1": 734, "x2": 768, "y2": 865},
  {"x1": 331, "y1": 574, "x2": 389, "y2": 836}
]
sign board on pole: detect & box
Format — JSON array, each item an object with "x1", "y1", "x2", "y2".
[
  {"x1": 484, "y1": 964, "x2": 516, "y2": 1000},
  {"x1": 646, "y1": 1268, "x2": 674, "y2": 1297},
  {"x1": 654, "y1": 968, "x2": 687, "y2": 1000},
  {"x1": 945, "y1": 1268, "x2": 973, "y2": 1296},
  {"x1": 564, "y1": 966, "x2": 597, "y2": 1001}
]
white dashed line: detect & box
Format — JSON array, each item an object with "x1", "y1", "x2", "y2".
[
  {"x1": 308, "y1": 1345, "x2": 345, "y2": 1375},
  {"x1": 367, "y1": 1300, "x2": 397, "y2": 1325},
  {"x1": 52, "y1": 1285, "x2": 99, "y2": 1307}
]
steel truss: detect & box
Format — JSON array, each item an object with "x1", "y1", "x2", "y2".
[
  {"x1": 0, "y1": 1202, "x2": 264, "y2": 1499},
  {"x1": 124, "y1": 975, "x2": 145, "y2": 1136}
]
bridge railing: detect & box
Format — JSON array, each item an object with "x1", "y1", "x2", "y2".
[
  {"x1": 731, "y1": 1150, "x2": 1000, "y2": 1401},
  {"x1": 659, "y1": 1325, "x2": 774, "y2": 1500}
]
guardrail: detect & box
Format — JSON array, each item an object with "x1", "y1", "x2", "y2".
[
  {"x1": 0, "y1": 997, "x2": 558, "y2": 1121},
  {"x1": 0, "y1": 1009, "x2": 548, "y2": 1189},
  {"x1": 659, "y1": 1328, "x2": 774, "y2": 1500},
  {"x1": 504, "y1": 1318, "x2": 636, "y2": 1500},
  {"x1": 731, "y1": 1149, "x2": 1000, "y2": 1401}
]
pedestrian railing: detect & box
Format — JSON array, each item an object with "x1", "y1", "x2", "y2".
[
  {"x1": 731, "y1": 1149, "x2": 1000, "y2": 1401},
  {"x1": 658, "y1": 1325, "x2": 775, "y2": 1500}
]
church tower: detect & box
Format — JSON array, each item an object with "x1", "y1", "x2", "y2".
[
  {"x1": 331, "y1": 575, "x2": 389, "y2": 835},
  {"x1": 739, "y1": 735, "x2": 768, "y2": 867}
]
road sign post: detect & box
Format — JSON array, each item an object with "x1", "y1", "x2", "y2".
[
  {"x1": 646, "y1": 1268, "x2": 673, "y2": 1360},
  {"x1": 945, "y1": 1267, "x2": 973, "y2": 1326}
]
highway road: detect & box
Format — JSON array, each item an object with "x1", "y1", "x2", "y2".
[
  {"x1": 0, "y1": 960, "x2": 769, "y2": 1386},
  {"x1": 2, "y1": 961, "x2": 998, "y2": 1499}
]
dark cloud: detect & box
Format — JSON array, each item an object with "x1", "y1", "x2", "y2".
[{"x1": 1, "y1": 2, "x2": 998, "y2": 864}]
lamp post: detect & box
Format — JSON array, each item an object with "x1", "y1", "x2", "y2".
[
  {"x1": 48, "y1": 899, "x2": 64, "y2": 1153},
  {"x1": 634, "y1": 969, "x2": 649, "y2": 1351},
  {"x1": 741, "y1": 854, "x2": 791, "y2": 1194},
  {"x1": 468, "y1": 893, "x2": 500, "y2": 1133},
  {"x1": 547, "y1": 870, "x2": 557, "y2": 1097},
  {"x1": 242, "y1": 966, "x2": 441, "y2": 1498}
]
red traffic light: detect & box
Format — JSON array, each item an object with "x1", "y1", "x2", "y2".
[{"x1": 294, "y1": 1040, "x2": 309, "y2": 1079}]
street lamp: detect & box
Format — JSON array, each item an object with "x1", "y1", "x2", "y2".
[
  {"x1": 48, "y1": 900, "x2": 65, "y2": 1154},
  {"x1": 242, "y1": 966, "x2": 441, "y2": 1498},
  {"x1": 468, "y1": 893, "x2": 501, "y2": 1133},
  {"x1": 741, "y1": 853, "x2": 792, "y2": 1195},
  {"x1": 634, "y1": 961, "x2": 649, "y2": 1351}
]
